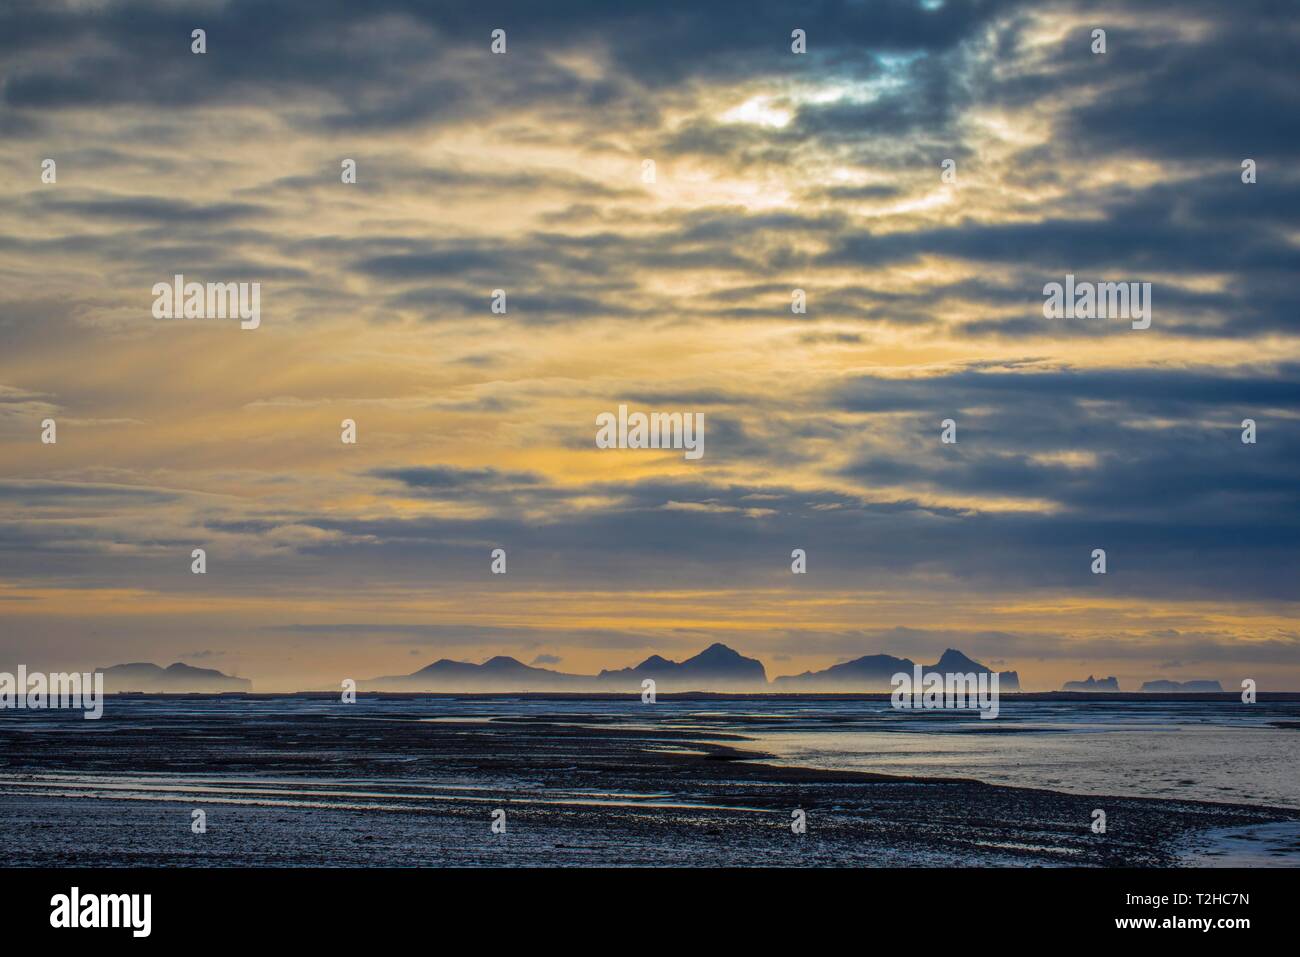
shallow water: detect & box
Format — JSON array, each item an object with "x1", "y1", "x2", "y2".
[
  {"x1": 1182, "y1": 821, "x2": 1300, "y2": 866},
  {"x1": 739, "y1": 700, "x2": 1300, "y2": 810},
  {"x1": 12, "y1": 695, "x2": 1295, "y2": 809},
  {"x1": 377, "y1": 695, "x2": 1300, "y2": 810},
  {"x1": 3, "y1": 696, "x2": 1297, "y2": 866}
]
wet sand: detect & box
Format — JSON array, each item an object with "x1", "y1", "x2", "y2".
[{"x1": 3, "y1": 697, "x2": 1297, "y2": 867}]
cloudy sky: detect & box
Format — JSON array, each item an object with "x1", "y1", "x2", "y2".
[{"x1": 1, "y1": 0, "x2": 1297, "y2": 691}]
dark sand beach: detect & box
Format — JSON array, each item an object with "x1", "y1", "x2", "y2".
[{"x1": 3, "y1": 695, "x2": 1298, "y2": 867}]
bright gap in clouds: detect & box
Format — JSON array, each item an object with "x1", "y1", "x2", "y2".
[{"x1": 720, "y1": 94, "x2": 793, "y2": 128}]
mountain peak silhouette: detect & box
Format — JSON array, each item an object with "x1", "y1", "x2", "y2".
[
  {"x1": 99, "y1": 661, "x2": 251, "y2": 692},
  {"x1": 775, "y1": 648, "x2": 1020, "y2": 691},
  {"x1": 599, "y1": 643, "x2": 767, "y2": 687},
  {"x1": 928, "y1": 649, "x2": 982, "y2": 672},
  {"x1": 365, "y1": 643, "x2": 1021, "y2": 692}
]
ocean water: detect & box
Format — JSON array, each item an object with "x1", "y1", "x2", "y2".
[
  {"x1": 15, "y1": 694, "x2": 1290, "y2": 810},
  {"x1": 3, "y1": 695, "x2": 1299, "y2": 866},
  {"x1": 730, "y1": 698, "x2": 1300, "y2": 811},
  {"x1": 340, "y1": 695, "x2": 1300, "y2": 811}
]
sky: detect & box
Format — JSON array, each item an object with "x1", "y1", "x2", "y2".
[{"x1": 1, "y1": 0, "x2": 1297, "y2": 691}]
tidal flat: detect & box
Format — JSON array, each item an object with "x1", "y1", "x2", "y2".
[{"x1": 2, "y1": 695, "x2": 1298, "y2": 867}]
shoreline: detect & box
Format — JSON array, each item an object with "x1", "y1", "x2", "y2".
[{"x1": 4, "y1": 703, "x2": 1299, "y2": 867}]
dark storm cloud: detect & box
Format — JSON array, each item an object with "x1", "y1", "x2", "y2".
[
  {"x1": 336, "y1": 220, "x2": 828, "y2": 323},
  {"x1": 255, "y1": 462, "x2": 1295, "y2": 601},
  {"x1": 355, "y1": 248, "x2": 526, "y2": 281},
  {"x1": 831, "y1": 365, "x2": 1299, "y2": 534},
  {"x1": 1064, "y1": 17, "x2": 1300, "y2": 162},
  {"x1": 829, "y1": 366, "x2": 1300, "y2": 415},
  {"x1": 1, "y1": 439, "x2": 1294, "y2": 603},
  {"x1": 5, "y1": 0, "x2": 1291, "y2": 340},
  {"x1": 0, "y1": 0, "x2": 1015, "y2": 129},
  {"x1": 31, "y1": 194, "x2": 270, "y2": 226},
  {"x1": 810, "y1": 183, "x2": 903, "y2": 201},
  {"x1": 365, "y1": 465, "x2": 585, "y2": 513},
  {"x1": 817, "y1": 169, "x2": 1300, "y2": 336},
  {"x1": 3, "y1": 0, "x2": 1292, "y2": 200},
  {"x1": 823, "y1": 197, "x2": 1300, "y2": 275},
  {"x1": 370, "y1": 465, "x2": 543, "y2": 490},
  {"x1": 0, "y1": 480, "x2": 181, "y2": 505}
]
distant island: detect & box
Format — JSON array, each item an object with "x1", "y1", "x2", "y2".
[
  {"x1": 88, "y1": 650, "x2": 1234, "y2": 695},
  {"x1": 598, "y1": 642, "x2": 767, "y2": 688},
  {"x1": 365, "y1": 654, "x2": 588, "y2": 693},
  {"x1": 98, "y1": 662, "x2": 252, "y2": 693},
  {"x1": 1063, "y1": 675, "x2": 1120, "y2": 692},
  {"x1": 1139, "y1": 679, "x2": 1224, "y2": 693},
  {"x1": 365, "y1": 643, "x2": 769, "y2": 692},
  {"x1": 773, "y1": 648, "x2": 1020, "y2": 692},
  {"x1": 364, "y1": 644, "x2": 1018, "y2": 693}
]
